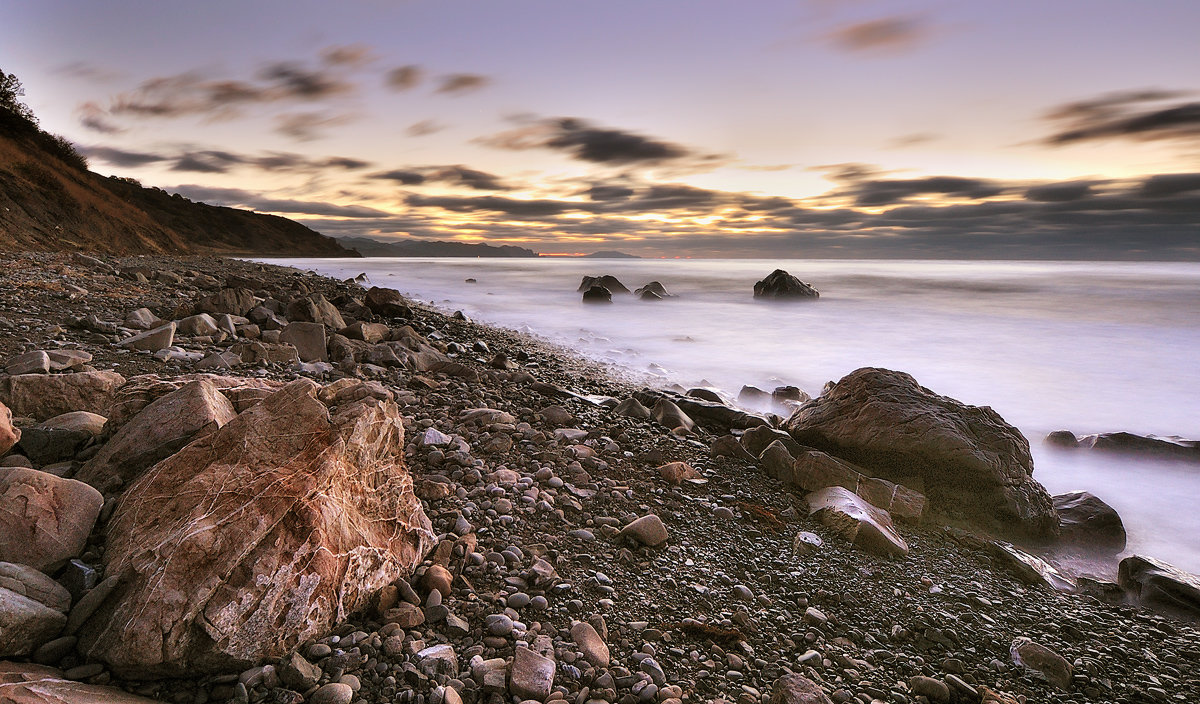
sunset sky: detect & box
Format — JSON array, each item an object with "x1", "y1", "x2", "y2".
[{"x1": 3, "y1": 0, "x2": 1199, "y2": 258}]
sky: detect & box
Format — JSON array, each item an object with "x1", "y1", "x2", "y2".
[{"x1": 3, "y1": 0, "x2": 1199, "y2": 258}]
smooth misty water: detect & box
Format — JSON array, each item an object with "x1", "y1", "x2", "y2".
[{"x1": 266, "y1": 257, "x2": 1200, "y2": 574}]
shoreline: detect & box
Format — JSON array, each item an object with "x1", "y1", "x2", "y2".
[{"x1": 1, "y1": 251, "x2": 1197, "y2": 703}]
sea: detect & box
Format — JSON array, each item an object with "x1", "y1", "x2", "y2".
[{"x1": 263, "y1": 257, "x2": 1200, "y2": 575}]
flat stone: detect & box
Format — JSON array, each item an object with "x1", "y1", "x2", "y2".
[
  {"x1": 571, "y1": 621, "x2": 610, "y2": 667},
  {"x1": 509, "y1": 646, "x2": 555, "y2": 701},
  {"x1": 117, "y1": 323, "x2": 176, "y2": 352},
  {"x1": 6, "y1": 351, "x2": 50, "y2": 376},
  {"x1": 806, "y1": 486, "x2": 908, "y2": 557}
]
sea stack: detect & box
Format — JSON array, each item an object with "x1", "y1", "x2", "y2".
[{"x1": 753, "y1": 269, "x2": 819, "y2": 299}]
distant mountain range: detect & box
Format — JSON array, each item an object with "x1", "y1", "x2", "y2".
[
  {"x1": 339, "y1": 236, "x2": 539, "y2": 258},
  {"x1": 582, "y1": 250, "x2": 641, "y2": 259}
]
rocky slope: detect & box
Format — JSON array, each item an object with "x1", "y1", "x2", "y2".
[
  {"x1": 0, "y1": 117, "x2": 353, "y2": 256},
  {"x1": 0, "y1": 252, "x2": 1197, "y2": 704}
]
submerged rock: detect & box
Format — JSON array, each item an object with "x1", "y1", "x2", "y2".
[
  {"x1": 786, "y1": 367, "x2": 1057, "y2": 540},
  {"x1": 1118, "y1": 555, "x2": 1200, "y2": 622},
  {"x1": 634, "y1": 281, "x2": 673, "y2": 299},
  {"x1": 77, "y1": 379, "x2": 435, "y2": 677},
  {"x1": 1053, "y1": 491, "x2": 1126, "y2": 553},
  {"x1": 577, "y1": 275, "x2": 630, "y2": 294},
  {"x1": 753, "y1": 269, "x2": 819, "y2": 300},
  {"x1": 582, "y1": 285, "x2": 613, "y2": 304}
]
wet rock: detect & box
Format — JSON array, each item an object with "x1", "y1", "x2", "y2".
[
  {"x1": 571, "y1": 621, "x2": 610, "y2": 667},
  {"x1": 987, "y1": 541, "x2": 1076, "y2": 592},
  {"x1": 1, "y1": 401, "x2": 20, "y2": 455},
  {"x1": 786, "y1": 367, "x2": 1056, "y2": 539},
  {"x1": 613, "y1": 398, "x2": 652, "y2": 420},
  {"x1": 77, "y1": 380, "x2": 237, "y2": 488},
  {"x1": 6, "y1": 351, "x2": 50, "y2": 376},
  {"x1": 1010, "y1": 637, "x2": 1073, "y2": 690},
  {"x1": 753, "y1": 270, "x2": 819, "y2": 300},
  {"x1": 0, "y1": 587, "x2": 67, "y2": 657},
  {"x1": 0, "y1": 370, "x2": 126, "y2": 422},
  {"x1": 582, "y1": 286, "x2": 613, "y2": 304},
  {"x1": 117, "y1": 323, "x2": 176, "y2": 352},
  {"x1": 578, "y1": 275, "x2": 630, "y2": 294},
  {"x1": 176, "y1": 313, "x2": 220, "y2": 337},
  {"x1": 658, "y1": 461, "x2": 701, "y2": 485},
  {"x1": 1118, "y1": 555, "x2": 1200, "y2": 621},
  {"x1": 768, "y1": 673, "x2": 833, "y2": 704},
  {"x1": 806, "y1": 486, "x2": 908, "y2": 557},
  {"x1": 1076, "y1": 431, "x2": 1200, "y2": 463},
  {"x1": 365, "y1": 287, "x2": 412, "y2": 318},
  {"x1": 1044, "y1": 430, "x2": 1078, "y2": 448},
  {"x1": 650, "y1": 399, "x2": 694, "y2": 432},
  {"x1": 0, "y1": 662, "x2": 158, "y2": 702},
  {"x1": 279, "y1": 321, "x2": 328, "y2": 362},
  {"x1": 36, "y1": 411, "x2": 106, "y2": 437},
  {"x1": 76, "y1": 379, "x2": 435, "y2": 677},
  {"x1": 710, "y1": 435, "x2": 756, "y2": 462},
  {"x1": 1053, "y1": 491, "x2": 1126, "y2": 552},
  {"x1": 616, "y1": 514, "x2": 669, "y2": 547},
  {"x1": 0, "y1": 468, "x2": 103, "y2": 570},
  {"x1": 509, "y1": 646, "x2": 555, "y2": 700},
  {"x1": 197, "y1": 288, "x2": 257, "y2": 316}
]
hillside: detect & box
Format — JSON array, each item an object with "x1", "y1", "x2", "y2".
[
  {"x1": 0, "y1": 99, "x2": 353, "y2": 256},
  {"x1": 338, "y1": 235, "x2": 537, "y2": 257}
]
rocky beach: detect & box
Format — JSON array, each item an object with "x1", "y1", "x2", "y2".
[{"x1": 1, "y1": 251, "x2": 1198, "y2": 704}]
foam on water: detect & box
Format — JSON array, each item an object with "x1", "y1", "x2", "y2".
[{"x1": 265, "y1": 257, "x2": 1200, "y2": 573}]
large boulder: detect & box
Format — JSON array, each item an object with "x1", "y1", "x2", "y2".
[
  {"x1": 0, "y1": 662, "x2": 158, "y2": 703},
  {"x1": 581, "y1": 286, "x2": 612, "y2": 304},
  {"x1": 0, "y1": 468, "x2": 104, "y2": 570},
  {"x1": 785, "y1": 368, "x2": 1056, "y2": 540},
  {"x1": 77, "y1": 379, "x2": 435, "y2": 677},
  {"x1": 102, "y1": 374, "x2": 281, "y2": 431},
  {"x1": 0, "y1": 400, "x2": 18, "y2": 455},
  {"x1": 753, "y1": 269, "x2": 819, "y2": 300},
  {"x1": 1052, "y1": 491, "x2": 1126, "y2": 553},
  {"x1": 77, "y1": 380, "x2": 237, "y2": 488},
  {"x1": 279, "y1": 322, "x2": 329, "y2": 362},
  {"x1": 1118, "y1": 555, "x2": 1200, "y2": 622},
  {"x1": 0, "y1": 371, "x2": 126, "y2": 421}
]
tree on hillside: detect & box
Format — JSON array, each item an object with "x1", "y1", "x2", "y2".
[{"x1": 1, "y1": 69, "x2": 38, "y2": 126}]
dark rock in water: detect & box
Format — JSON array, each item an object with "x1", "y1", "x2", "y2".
[
  {"x1": 634, "y1": 281, "x2": 672, "y2": 299},
  {"x1": 785, "y1": 367, "x2": 1058, "y2": 540},
  {"x1": 635, "y1": 390, "x2": 770, "y2": 432},
  {"x1": 686, "y1": 388, "x2": 723, "y2": 403},
  {"x1": 753, "y1": 269, "x2": 819, "y2": 300},
  {"x1": 1045, "y1": 430, "x2": 1078, "y2": 448},
  {"x1": 1118, "y1": 555, "x2": 1200, "y2": 622},
  {"x1": 772, "y1": 385, "x2": 809, "y2": 403},
  {"x1": 1078, "y1": 432, "x2": 1200, "y2": 463},
  {"x1": 738, "y1": 385, "x2": 771, "y2": 405},
  {"x1": 577, "y1": 275, "x2": 630, "y2": 294},
  {"x1": 582, "y1": 285, "x2": 613, "y2": 304},
  {"x1": 1053, "y1": 491, "x2": 1126, "y2": 553}
]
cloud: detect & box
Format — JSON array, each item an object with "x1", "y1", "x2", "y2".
[
  {"x1": 845, "y1": 176, "x2": 1007, "y2": 206},
  {"x1": 77, "y1": 102, "x2": 125, "y2": 134},
  {"x1": 826, "y1": 15, "x2": 931, "y2": 53},
  {"x1": 371, "y1": 165, "x2": 509, "y2": 190},
  {"x1": 171, "y1": 185, "x2": 391, "y2": 218},
  {"x1": 83, "y1": 143, "x2": 373, "y2": 174},
  {"x1": 436, "y1": 73, "x2": 489, "y2": 94},
  {"x1": 274, "y1": 111, "x2": 354, "y2": 140},
  {"x1": 1043, "y1": 90, "x2": 1200, "y2": 145},
  {"x1": 406, "y1": 119, "x2": 444, "y2": 136},
  {"x1": 257, "y1": 62, "x2": 352, "y2": 100},
  {"x1": 481, "y1": 117, "x2": 712, "y2": 167},
  {"x1": 1139, "y1": 173, "x2": 1200, "y2": 198},
  {"x1": 1025, "y1": 181, "x2": 1096, "y2": 202},
  {"x1": 79, "y1": 145, "x2": 164, "y2": 167},
  {"x1": 320, "y1": 44, "x2": 375, "y2": 68},
  {"x1": 386, "y1": 65, "x2": 422, "y2": 91}
]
